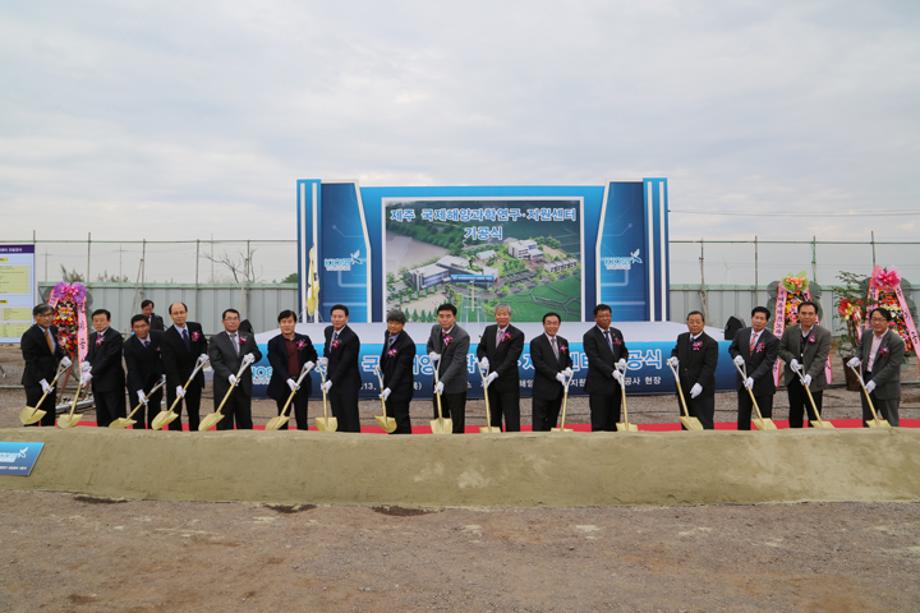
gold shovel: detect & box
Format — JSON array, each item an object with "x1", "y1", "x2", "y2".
[
  {"x1": 265, "y1": 363, "x2": 314, "y2": 431},
  {"x1": 476, "y1": 362, "x2": 501, "y2": 434},
  {"x1": 551, "y1": 371, "x2": 576, "y2": 432},
  {"x1": 429, "y1": 356, "x2": 453, "y2": 434},
  {"x1": 615, "y1": 364, "x2": 638, "y2": 432},
  {"x1": 791, "y1": 364, "x2": 835, "y2": 429},
  {"x1": 733, "y1": 361, "x2": 777, "y2": 431},
  {"x1": 20, "y1": 362, "x2": 69, "y2": 425},
  {"x1": 372, "y1": 365, "x2": 398, "y2": 433},
  {"x1": 199, "y1": 356, "x2": 255, "y2": 431},
  {"x1": 314, "y1": 363, "x2": 338, "y2": 432},
  {"x1": 109, "y1": 377, "x2": 167, "y2": 429},
  {"x1": 57, "y1": 380, "x2": 88, "y2": 429},
  {"x1": 849, "y1": 364, "x2": 890, "y2": 428},
  {"x1": 152, "y1": 355, "x2": 209, "y2": 431},
  {"x1": 666, "y1": 361, "x2": 703, "y2": 431}
]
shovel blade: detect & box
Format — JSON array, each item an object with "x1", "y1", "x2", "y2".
[
  {"x1": 108, "y1": 418, "x2": 136, "y2": 429},
  {"x1": 550, "y1": 426, "x2": 574, "y2": 432},
  {"x1": 867, "y1": 418, "x2": 891, "y2": 429},
  {"x1": 616, "y1": 422, "x2": 639, "y2": 432},
  {"x1": 477, "y1": 426, "x2": 501, "y2": 433},
  {"x1": 264, "y1": 416, "x2": 290, "y2": 431},
  {"x1": 19, "y1": 406, "x2": 46, "y2": 425},
  {"x1": 810, "y1": 420, "x2": 836, "y2": 430},
  {"x1": 57, "y1": 414, "x2": 82, "y2": 429},
  {"x1": 679, "y1": 416, "x2": 704, "y2": 431},
  {"x1": 429, "y1": 418, "x2": 453, "y2": 434},
  {"x1": 752, "y1": 418, "x2": 778, "y2": 431},
  {"x1": 198, "y1": 412, "x2": 225, "y2": 431},
  {"x1": 374, "y1": 415, "x2": 398, "y2": 433},
  {"x1": 315, "y1": 417, "x2": 338, "y2": 432},
  {"x1": 151, "y1": 411, "x2": 177, "y2": 431}
]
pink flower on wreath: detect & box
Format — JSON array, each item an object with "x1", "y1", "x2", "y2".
[
  {"x1": 443, "y1": 335, "x2": 453, "y2": 346},
  {"x1": 691, "y1": 340, "x2": 702, "y2": 351},
  {"x1": 191, "y1": 331, "x2": 201, "y2": 342},
  {"x1": 755, "y1": 342, "x2": 766, "y2": 353},
  {"x1": 296, "y1": 339, "x2": 307, "y2": 350},
  {"x1": 387, "y1": 348, "x2": 398, "y2": 358}
]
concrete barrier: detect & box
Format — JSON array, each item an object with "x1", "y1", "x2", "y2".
[{"x1": 1, "y1": 428, "x2": 919, "y2": 507}]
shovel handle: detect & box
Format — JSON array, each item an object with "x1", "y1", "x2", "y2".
[
  {"x1": 166, "y1": 361, "x2": 207, "y2": 413},
  {"x1": 432, "y1": 359, "x2": 444, "y2": 420},
  {"x1": 849, "y1": 364, "x2": 883, "y2": 423},
  {"x1": 667, "y1": 363, "x2": 693, "y2": 419},
  {"x1": 733, "y1": 361, "x2": 766, "y2": 421}
]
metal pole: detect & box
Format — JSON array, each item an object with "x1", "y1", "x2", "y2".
[
  {"x1": 141, "y1": 239, "x2": 147, "y2": 288},
  {"x1": 698, "y1": 239, "x2": 708, "y2": 322},
  {"x1": 811, "y1": 235, "x2": 817, "y2": 284},
  {"x1": 195, "y1": 239, "x2": 200, "y2": 286},
  {"x1": 753, "y1": 235, "x2": 759, "y2": 306},
  {"x1": 870, "y1": 231, "x2": 877, "y2": 267},
  {"x1": 86, "y1": 232, "x2": 92, "y2": 282}
]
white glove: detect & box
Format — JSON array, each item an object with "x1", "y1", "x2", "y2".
[
  {"x1": 667, "y1": 356, "x2": 679, "y2": 368},
  {"x1": 175, "y1": 385, "x2": 186, "y2": 399},
  {"x1": 847, "y1": 356, "x2": 861, "y2": 369},
  {"x1": 613, "y1": 370, "x2": 625, "y2": 385},
  {"x1": 198, "y1": 353, "x2": 209, "y2": 365},
  {"x1": 563, "y1": 367, "x2": 573, "y2": 377},
  {"x1": 80, "y1": 360, "x2": 91, "y2": 373},
  {"x1": 380, "y1": 387, "x2": 391, "y2": 401},
  {"x1": 865, "y1": 380, "x2": 876, "y2": 394},
  {"x1": 690, "y1": 383, "x2": 703, "y2": 399},
  {"x1": 304, "y1": 360, "x2": 315, "y2": 372},
  {"x1": 555, "y1": 372, "x2": 567, "y2": 384},
  {"x1": 322, "y1": 380, "x2": 333, "y2": 393},
  {"x1": 137, "y1": 390, "x2": 148, "y2": 405},
  {"x1": 39, "y1": 378, "x2": 52, "y2": 393},
  {"x1": 733, "y1": 355, "x2": 745, "y2": 367},
  {"x1": 242, "y1": 353, "x2": 256, "y2": 365},
  {"x1": 60, "y1": 356, "x2": 72, "y2": 369},
  {"x1": 80, "y1": 372, "x2": 92, "y2": 386},
  {"x1": 802, "y1": 374, "x2": 812, "y2": 387},
  {"x1": 317, "y1": 357, "x2": 328, "y2": 368},
  {"x1": 479, "y1": 357, "x2": 489, "y2": 370},
  {"x1": 744, "y1": 377, "x2": 754, "y2": 390},
  {"x1": 434, "y1": 380, "x2": 445, "y2": 395},
  {"x1": 228, "y1": 374, "x2": 238, "y2": 386},
  {"x1": 428, "y1": 351, "x2": 441, "y2": 364},
  {"x1": 616, "y1": 358, "x2": 627, "y2": 372},
  {"x1": 286, "y1": 378, "x2": 299, "y2": 392},
  {"x1": 485, "y1": 372, "x2": 499, "y2": 386},
  {"x1": 789, "y1": 358, "x2": 801, "y2": 372}
]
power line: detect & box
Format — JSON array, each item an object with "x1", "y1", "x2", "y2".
[{"x1": 668, "y1": 209, "x2": 920, "y2": 218}]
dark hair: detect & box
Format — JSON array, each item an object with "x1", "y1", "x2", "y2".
[
  {"x1": 239, "y1": 319, "x2": 254, "y2": 334},
  {"x1": 686, "y1": 310, "x2": 705, "y2": 323},
  {"x1": 386, "y1": 309, "x2": 406, "y2": 324},
  {"x1": 222, "y1": 308, "x2": 240, "y2": 320},
  {"x1": 168, "y1": 302, "x2": 188, "y2": 315},
  {"x1": 130, "y1": 314, "x2": 148, "y2": 326},
  {"x1": 32, "y1": 303, "x2": 53, "y2": 316},
  {"x1": 91, "y1": 308, "x2": 111, "y2": 321},
  {"x1": 543, "y1": 311, "x2": 562, "y2": 323},
  {"x1": 277, "y1": 309, "x2": 297, "y2": 323},
  {"x1": 751, "y1": 306, "x2": 771, "y2": 320},
  {"x1": 436, "y1": 303, "x2": 457, "y2": 315},
  {"x1": 140, "y1": 299, "x2": 155, "y2": 309},
  {"x1": 869, "y1": 307, "x2": 892, "y2": 322},
  {"x1": 330, "y1": 304, "x2": 349, "y2": 317},
  {"x1": 797, "y1": 301, "x2": 818, "y2": 314},
  {"x1": 593, "y1": 304, "x2": 611, "y2": 316}
]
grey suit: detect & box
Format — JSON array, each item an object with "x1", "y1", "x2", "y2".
[
  {"x1": 778, "y1": 324, "x2": 832, "y2": 428},
  {"x1": 426, "y1": 324, "x2": 470, "y2": 433},
  {"x1": 857, "y1": 330, "x2": 904, "y2": 426},
  {"x1": 208, "y1": 330, "x2": 263, "y2": 430}
]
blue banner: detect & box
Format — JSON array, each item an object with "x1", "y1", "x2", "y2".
[{"x1": 0, "y1": 441, "x2": 44, "y2": 477}]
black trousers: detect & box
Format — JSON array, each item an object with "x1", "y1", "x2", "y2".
[
  {"x1": 330, "y1": 386, "x2": 360, "y2": 432},
  {"x1": 787, "y1": 379, "x2": 823, "y2": 428},
  {"x1": 131, "y1": 389, "x2": 163, "y2": 429},
  {"x1": 736, "y1": 389, "x2": 774, "y2": 430},
  {"x1": 532, "y1": 393, "x2": 563, "y2": 431},
  {"x1": 385, "y1": 395, "x2": 412, "y2": 434},
  {"x1": 678, "y1": 393, "x2": 715, "y2": 430},
  {"x1": 216, "y1": 390, "x2": 253, "y2": 430},
  {"x1": 274, "y1": 391, "x2": 309, "y2": 430},
  {"x1": 433, "y1": 392, "x2": 466, "y2": 434},
  {"x1": 93, "y1": 386, "x2": 126, "y2": 427},
  {"x1": 486, "y1": 387, "x2": 520, "y2": 431},
  {"x1": 24, "y1": 385, "x2": 57, "y2": 427},
  {"x1": 166, "y1": 383, "x2": 202, "y2": 431},
  {"x1": 589, "y1": 389, "x2": 621, "y2": 431}
]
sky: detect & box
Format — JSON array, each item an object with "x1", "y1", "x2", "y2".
[{"x1": 2, "y1": 0, "x2": 919, "y2": 246}]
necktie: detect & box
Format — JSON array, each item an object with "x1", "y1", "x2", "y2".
[
  {"x1": 603, "y1": 329, "x2": 612, "y2": 350},
  {"x1": 231, "y1": 333, "x2": 240, "y2": 355},
  {"x1": 45, "y1": 328, "x2": 54, "y2": 353},
  {"x1": 388, "y1": 335, "x2": 396, "y2": 348},
  {"x1": 181, "y1": 328, "x2": 190, "y2": 349},
  {"x1": 749, "y1": 332, "x2": 757, "y2": 353},
  {"x1": 496, "y1": 328, "x2": 504, "y2": 346},
  {"x1": 550, "y1": 336, "x2": 559, "y2": 360},
  {"x1": 142, "y1": 338, "x2": 149, "y2": 348}
]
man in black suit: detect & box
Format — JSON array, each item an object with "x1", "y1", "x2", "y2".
[
  {"x1": 728, "y1": 306, "x2": 779, "y2": 430},
  {"x1": 427, "y1": 303, "x2": 471, "y2": 434},
  {"x1": 141, "y1": 299, "x2": 165, "y2": 331},
  {"x1": 668, "y1": 310, "x2": 719, "y2": 429},
  {"x1": 530, "y1": 311, "x2": 573, "y2": 431},
  {"x1": 208, "y1": 308, "x2": 262, "y2": 430},
  {"x1": 583, "y1": 304, "x2": 629, "y2": 431},
  {"x1": 20, "y1": 304, "x2": 71, "y2": 426},
  {"x1": 266, "y1": 309, "x2": 317, "y2": 430},
  {"x1": 161, "y1": 302, "x2": 208, "y2": 431},
  {"x1": 82, "y1": 308, "x2": 126, "y2": 427},
  {"x1": 322, "y1": 304, "x2": 361, "y2": 432},
  {"x1": 123, "y1": 314, "x2": 165, "y2": 429},
  {"x1": 379, "y1": 309, "x2": 416, "y2": 434},
  {"x1": 476, "y1": 304, "x2": 524, "y2": 431}
]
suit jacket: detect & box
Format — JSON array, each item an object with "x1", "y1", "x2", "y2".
[
  {"x1": 476, "y1": 324, "x2": 524, "y2": 392},
  {"x1": 583, "y1": 326, "x2": 629, "y2": 395},
  {"x1": 87, "y1": 328, "x2": 126, "y2": 392},
  {"x1": 20, "y1": 324, "x2": 66, "y2": 387},
  {"x1": 160, "y1": 322, "x2": 208, "y2": 390},
  {"x1": 858, "y1": 329, "x2": 904, "y2": 400},
  {"x1": 379, "y1": 330, "x2": 416, "y2": 401},
  {"x1": 209, "y1": 330, "x2": 262, "y2": 398},
  {"x1": 530, "y1": 333, "x2": 573, "y2": 400},
  {"x1": 266, "y1": 332, "x2": 318, "y2": 401},
  {"x1": 323, "y1": 325, "x2": 361, "y2": 390},
  {"x1": 777, "y1": 325, "x2": 832, "y2": 389},
  {"x1": 426, "y1": 324, "x2": 470, "y2": 395},
  {"x1": 728, "y1": 327, "x2": 779, "y2": 394},
  {"x1": 671, "y1": 332, "x2": 718, "y2": 397},
  {"x1": 123, "y1": 331, "x2": 165, "y2": 396}
]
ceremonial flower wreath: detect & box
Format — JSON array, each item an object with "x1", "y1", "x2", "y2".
[
  {"x1": 48, "y1": 282, "x2": 88, "y2": 360},
  {"x1": 867, "y1": 266, "x2": 917, "y2": 355},
  {"x1": 767, "y1": 272, "x2": 829, "y2": 385}
]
